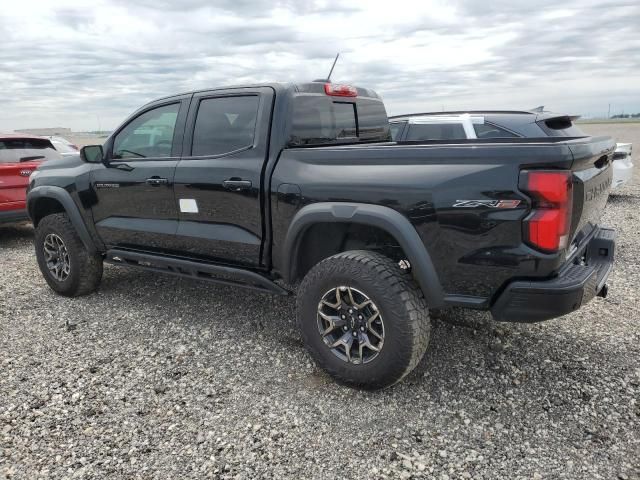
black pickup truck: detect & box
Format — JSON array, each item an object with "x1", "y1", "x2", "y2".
[{"x1": 27, "y1": 81, "x2": 616, "y2": 388}]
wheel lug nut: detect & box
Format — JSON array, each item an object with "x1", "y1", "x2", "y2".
[
  {"x1": 348, "y1": 309, "x2": 353, "y2": 314},
  {"x1": 341, "y1": 315, "x2": 346, "y2": 319},
  {"x1": 358, "y1": 315, "x2": 363, "y2": 320},
  {"x1": 352, "y1": 331, "x2": 358, "y2": 337},
  {"x1": 343, "y1": 326, "x2": 348, "y2": 331},
  {"x1": 360, "y1": 326, "x2": 365, "y2": 332}
]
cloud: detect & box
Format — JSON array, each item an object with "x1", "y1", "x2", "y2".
[{"x1": 0, "y1": 0, "x2": 638, "y2": 130}]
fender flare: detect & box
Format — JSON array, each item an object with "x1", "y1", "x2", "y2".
[
  {"x1": 283, "y1": 203, "x2": 445, "y2": 308},
  {"x1": 27, "y1": 186, "x2": 99, "y2": 254}
]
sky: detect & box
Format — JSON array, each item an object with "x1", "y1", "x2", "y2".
[{"x1": 1, "y1": 0, "x2": 639, "y2": 131}]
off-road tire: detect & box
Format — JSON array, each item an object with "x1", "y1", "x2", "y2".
[
  {"x1": 297, "y1": 250, "x2": 431, "y2": 389},
  {"x1": 35, "y1": 213, "x2": 103, "y2": 297}
]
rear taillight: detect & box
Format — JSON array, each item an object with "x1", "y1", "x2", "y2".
[
  {"x1": 324, "y1": 83, "x2": 357, "y2": 97},
  {"x1": 520, "y1": 170, "x2": 573, "y2": 253}
]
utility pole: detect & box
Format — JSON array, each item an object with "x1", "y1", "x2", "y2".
[{"x1": 607, "y1": 103, "x2": 611, "y2": 119}]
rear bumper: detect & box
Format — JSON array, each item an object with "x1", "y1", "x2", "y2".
[
  {"x1": 491, "y1": 227, "x2": 615, "y2": 322},
  {"x1": 0, "y1": 209, "x2": 29, "y2": 224}
]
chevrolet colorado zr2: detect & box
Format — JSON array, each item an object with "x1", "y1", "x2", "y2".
[{"x1": 26, "y1": 82, "x2": 616, "y2": 388}]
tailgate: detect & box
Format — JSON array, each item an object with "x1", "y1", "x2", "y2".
[
  {"x1": 568, "y1": 136, "x2": 616, "y2": 245},
  {"x1": 0, "y1": 161, "x2": 40, "y2": 209}
]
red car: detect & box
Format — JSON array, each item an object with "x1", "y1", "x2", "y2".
[{"x1": 0, "y1": 134, "x2": 62, "y2": 223}]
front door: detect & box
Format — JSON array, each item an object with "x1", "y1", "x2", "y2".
[
  {"x1": 172, "y1": 88, "x2": 274, "y2": 267},
  {"x1": 90, "y1": 98, "x2": 189, "y2": 253}
]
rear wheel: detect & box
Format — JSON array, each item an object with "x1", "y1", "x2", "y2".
[
  {"x1": 35, "y1": 213, "x2": 103, "y2": 296},
  {"x1": 297, "y1": 250, "x2": 431, "y2": 389}
]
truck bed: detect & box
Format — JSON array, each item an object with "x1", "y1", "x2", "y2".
[{"x1": 271, "y1": 135, "x2": 615, "y2": 304}]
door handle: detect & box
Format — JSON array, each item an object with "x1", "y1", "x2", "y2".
[
  {"x1": 223, "y1": 178, "x2": 252, "y2": 191},
  {"x1": 146, "y1": 177, "x2": 168, "y2": 186}
]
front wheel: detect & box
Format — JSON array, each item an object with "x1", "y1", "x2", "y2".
[
  {"x1": 297, "y1": 250, "x2": 431, "y2": 389},
  {"x1": 35, "y1": 213, "x2": 103, "y2": 297}
]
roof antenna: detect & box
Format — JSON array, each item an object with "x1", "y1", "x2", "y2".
[
  {"x1": 326, "y1": 53, "x2": 340, "y2": 82},
  {"x1": 313, "y1": 53, "x2": 340, "y2": 83}
]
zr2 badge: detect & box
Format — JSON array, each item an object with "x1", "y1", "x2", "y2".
[{"x1": 453, "y1": 199, "x2": 521, "y2": 208}]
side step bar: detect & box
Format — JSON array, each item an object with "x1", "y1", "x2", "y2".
[{"x1": 105, "y1": 249, "x2": 290, "y2": 296}]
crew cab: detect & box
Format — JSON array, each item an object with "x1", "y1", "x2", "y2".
[
  {"x1": 27, "y1": 82, "x2": 616, "y2": 388},
  {"x1": 0, "y1": 134, "x2": 61, "y2": 224}
]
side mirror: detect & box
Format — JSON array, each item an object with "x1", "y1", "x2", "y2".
[{"x1": 80, "y1": 145, "x2": 104, "y2": 164}]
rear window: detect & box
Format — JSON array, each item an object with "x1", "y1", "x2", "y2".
[
  {"x1": 0, "y1": 138, "x2": 60, "y2": 164},
  {"x1": 332, "y1": 102, "x2": 357, "y2": 139},
  {"x1": 405, "y1": 123, "x2": 467, "y2": 141},
  {"x1": 289, "y1": 95, "x2": 390, "y2": 146}
]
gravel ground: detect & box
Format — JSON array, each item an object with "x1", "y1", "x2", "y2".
[{"x1": 1, "y1": 126, "x2": 639, "y2": 479}]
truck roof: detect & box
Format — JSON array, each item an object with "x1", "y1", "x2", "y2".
[{"x1": 148, "y1": 81, "x2": 383, "y2": 107}]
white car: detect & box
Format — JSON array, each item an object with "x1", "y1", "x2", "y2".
[
  {"x1": 47, "y1": 136, "x2": 80, "y2": 157},
  {"x1": 612, "y1": 143, "x2": 633, "y2": 190},
  {"x1": 390, "y1": 112, "x2": 633, "y2": 190}
]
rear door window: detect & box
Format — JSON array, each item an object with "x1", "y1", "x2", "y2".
[
  {"x1": 0, "y1": 138, "x2": 60, "y2": 164},
  {"x1": 191, "y1": 96, "x2": 260, "y2": 156},
  {"x1": 405, "y1": 123, "x2": 467, "y2": 141}
]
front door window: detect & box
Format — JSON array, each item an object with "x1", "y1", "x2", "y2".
[{"x1": 113, "y1": 103, "x2": 180, "y2": 159}]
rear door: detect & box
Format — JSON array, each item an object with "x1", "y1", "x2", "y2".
[
  {"x1": 172, "y1": 87, "x2": 274, "y2": 267},
  {"x1": 0, "y1": 138, "x2": 60, "y2": 214},
  {"x1": 90, "y1": 96, "x2": 189, "y2": 252}
]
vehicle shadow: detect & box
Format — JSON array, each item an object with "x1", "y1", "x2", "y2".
[
  {"x1": 0, "y1": 222, "x2": 34, "y2": 247},
  {"x1": 608, "y1": 192, "x2": 640, "y2": 203},
  {"x1": 94, "y1": 264, "x2": 627, "y2": 417}
]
